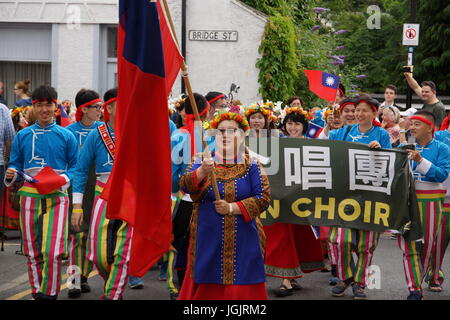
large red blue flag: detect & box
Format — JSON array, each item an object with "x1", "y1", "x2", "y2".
[
  {"x1": 104, "y1": 0, "x2": 182, "y2": 276},
  {"x1": 304, "y1": 70, "x2": 340, "y2": 102}
]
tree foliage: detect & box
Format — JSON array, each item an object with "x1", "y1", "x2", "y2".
[
  {"x1": 256, "y1": 14, "x2": 297, "y2": 102},
  {"x1": 241, "y1": 0, "x2": 450, "y2": 105}
]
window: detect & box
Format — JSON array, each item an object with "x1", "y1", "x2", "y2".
[
  {"x1": 0, "y1": 61, "x2": 51, "y2": 108},
  {"x1": 107, "y1": 27, "x2": 118, "y2": 58}
]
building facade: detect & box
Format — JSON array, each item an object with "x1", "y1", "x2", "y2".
[{"x1": 0, "y1": 0, "x2": 266, "y2": 107}]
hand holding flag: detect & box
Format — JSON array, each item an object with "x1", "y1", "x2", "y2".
[{"x1": 8, "y1": 166, "x2": 67, "y2": 195}]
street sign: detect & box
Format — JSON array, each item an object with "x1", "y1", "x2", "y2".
[
  {"x1": 402, "y1": 24, "x2": 419, "y2": 46},
  {"x1": 189, "y1": 30, "x2": 238, "y2": 42}
]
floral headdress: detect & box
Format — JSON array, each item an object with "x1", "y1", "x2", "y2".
[
  {"x1": 244, "y1": 103, "x2": 272, "y2": 120},
  {"x1": 205, "y1": 111, "x2": 250, "y2": 132},
  {"x1": 11, "y1": 106, "x2": 30, "y2": 118},
  {"x1": 324, "y1": 106, "x2": 341, "y2": 119},
  {"x1": 281, "y1": 106, "x2": 310, "y2": 123}
]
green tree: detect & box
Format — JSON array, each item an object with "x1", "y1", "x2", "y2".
[
  {"x1": 256, "y1": 14, "x2": 298, "y2": 102},
  {"x1": 414, "y1": 0, "x2": 450, "y2": 94}
]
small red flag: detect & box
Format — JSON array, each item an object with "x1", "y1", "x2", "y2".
[
  {"x1": 304, "y1": 70, "x2": 340, "y2": 102},
  {"x1": 32, "y1": 166, "x2": 66, "y2": 195}
]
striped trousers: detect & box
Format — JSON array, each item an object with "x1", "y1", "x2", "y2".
[
  {"x1": 428, "y1": 201, "x2": 450, "y2": 286},
  {"x1": 398, "y1": 185, "x2": 445, "y2": 291},
  {"x1": 20, "y1": 195, "x2": 69, "y2": 297},
  {"x1": 86, "y1": 182, "x2": 133, "y2": 300},
  {"x1": 68, "y1": 232, "x2": 93, "y2": 280},
  {"x1": 328, "y1": 227, "x2": 379, "y2": 286}
]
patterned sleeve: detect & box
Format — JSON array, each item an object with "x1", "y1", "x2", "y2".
[
  {"x1": 238, "y1": 161, "x2": 271, "y2": 222},
  {"x1": 179, "y1": 160, "x2": 204, "y2": 195}
]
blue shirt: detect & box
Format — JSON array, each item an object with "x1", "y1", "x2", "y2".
[
  {"x1": 435, "y1": 130, "x2": 450, "y2": 148},
  {"x1": 72, "y1": 123, "x2": 114, "y2": 197},
  {"x1": 407, "y1": 139, "x2": 450, "y2": 183},
  {"x1": 169, "y1": 119, "x2": 176, "y2": 137},
  {"x1": 14, "y1": 98, "x2": 32, "y2": 108},
  {"x1": 66, "y1": 121, "x2": 102, "y2": 148},
  {"x1": 8, "y1": 121, "x2": 78, "y2": 180},
  {"x1": 329, "y1": 124, "x2": 392, "y2": 149}
]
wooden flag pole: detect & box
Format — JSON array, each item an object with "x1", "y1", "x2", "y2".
[{"x1": 161, "y1": 0, "x2": 221, "y2": 201}]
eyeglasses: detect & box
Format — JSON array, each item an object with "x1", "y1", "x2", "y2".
[
  {"x1": 86, "y1": 105, "x2": 102, "y2": 111},
  {"x1": 13, "y1": 88, "x2": 19, "y2": 91}
]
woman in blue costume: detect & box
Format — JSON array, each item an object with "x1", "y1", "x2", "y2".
[{"x1": 178, "y1": 111, "x2": 271, "y2": 300}]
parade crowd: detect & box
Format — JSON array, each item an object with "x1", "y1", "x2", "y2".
[{"x1": 0, "y1": 72, "x2": 449, "y2": 301}]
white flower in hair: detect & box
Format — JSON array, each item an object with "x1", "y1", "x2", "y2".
[{"x1": 273, "y1": 101, "x2": 283, "y2": 113}]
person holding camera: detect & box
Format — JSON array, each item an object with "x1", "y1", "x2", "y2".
[{"x1": 404, "y1": 70, "x2": 446, "y2": 128}]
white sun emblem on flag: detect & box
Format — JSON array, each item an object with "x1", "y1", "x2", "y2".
[{"x1": 325, "y1": 76, "x2": 335, "y2": 86}]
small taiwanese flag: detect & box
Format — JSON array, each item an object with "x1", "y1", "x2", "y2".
[
  {"x1": 59, "y1": 104, "x2": 72, "y2": 127},
  {"x1": 18, "y1": 166, "x2": 66, "y2": 195},
  {"x1": 306, "y1": 122, "x2": 323, "y2": 139},
  {"x1": 304, "y1": 70, "x2": 340, "y2": 102}
]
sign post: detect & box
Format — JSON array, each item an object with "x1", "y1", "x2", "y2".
[{"x1": 403, "y1": 0, "x2": 418, "y2": 110}]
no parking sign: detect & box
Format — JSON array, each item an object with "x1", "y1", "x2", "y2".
[{"x1": 402, "y1": 24, "x2": 420, "y2": 46}]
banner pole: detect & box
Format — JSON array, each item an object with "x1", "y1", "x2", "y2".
[{"x1": 161, "y1": 0, "x2": 221, "y2": 200}]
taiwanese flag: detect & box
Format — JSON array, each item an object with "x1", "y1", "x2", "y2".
[
  {"x1": 306, "y1": 122, "x2": 323, "y2": 139},
  {"x1": 304, "y1": 70, "x2": 340, "y2": 102},
  {"x1": 28, "y1": 166, "x2": 67, "y2": 195},
  {"x1": 59, "y1": 104, "x2": 72, "y2": 127},
  {"x1": 103, "y1": 0, "x2": 183, "y2": 276}
]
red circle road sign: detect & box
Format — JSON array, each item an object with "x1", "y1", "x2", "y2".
[{"x1": 406, "y1": 28, "x2": 417, "y2": 39}]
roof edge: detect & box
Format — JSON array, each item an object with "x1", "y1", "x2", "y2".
[{"x1": 231, "y1": 0, "x2": 268, "y2": 22}]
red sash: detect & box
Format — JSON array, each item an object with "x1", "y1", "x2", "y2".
[{"x1": 98, "y1": 124, "x2": 115, "y2": 159}]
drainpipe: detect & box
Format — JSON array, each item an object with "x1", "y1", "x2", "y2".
[{"x1": 181, "y1": 0, "x2": 187, "y2": 94}]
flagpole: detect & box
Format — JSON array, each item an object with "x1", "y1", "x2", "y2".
[{"x1": 161, "y1": 0, "x2": 221, "y2": 201}]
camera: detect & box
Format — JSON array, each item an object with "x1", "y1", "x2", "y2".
[
  {"x1": 230, "y1": 83, "x2": 240, "y2": 93},
  {"x1": 402, "y1": 65, "x2": 413, "y2": 73}
]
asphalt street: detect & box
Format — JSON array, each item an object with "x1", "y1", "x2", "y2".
[{"x1": 1, "y1": 230, "x2": 449, "y2": 300}]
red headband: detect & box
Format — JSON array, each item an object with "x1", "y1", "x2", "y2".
[
  {"x1": 32, "y1": 98, "x2": 58, "y2": 104},
  {"x1": 208, "y1": 94, "x2": 225, "y2": 104},
  {"x1": 103, "y1": 97, "x2": 117, "y2": 108},
  {"x1": 102, "y1": 97, "x2": 117, "y2": 123},
  {"x1": 338, "y1": 88, "x2": 345, "y2": 98},
  {"x1": 76, "y1": 98, "x2": 103, "y2": 122},
  {"x1": 411, "y1": 115, "x2": 435, "y2": 136},
  {"x1": 339, "y1": 102, "x2": 355, "y2": 112},
  {"x1": 357, "y1": 100, "x2": 377, "y2": 112},
  {"x1": 410, "y1": 115, "x2": 434, "y2": 127}
]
